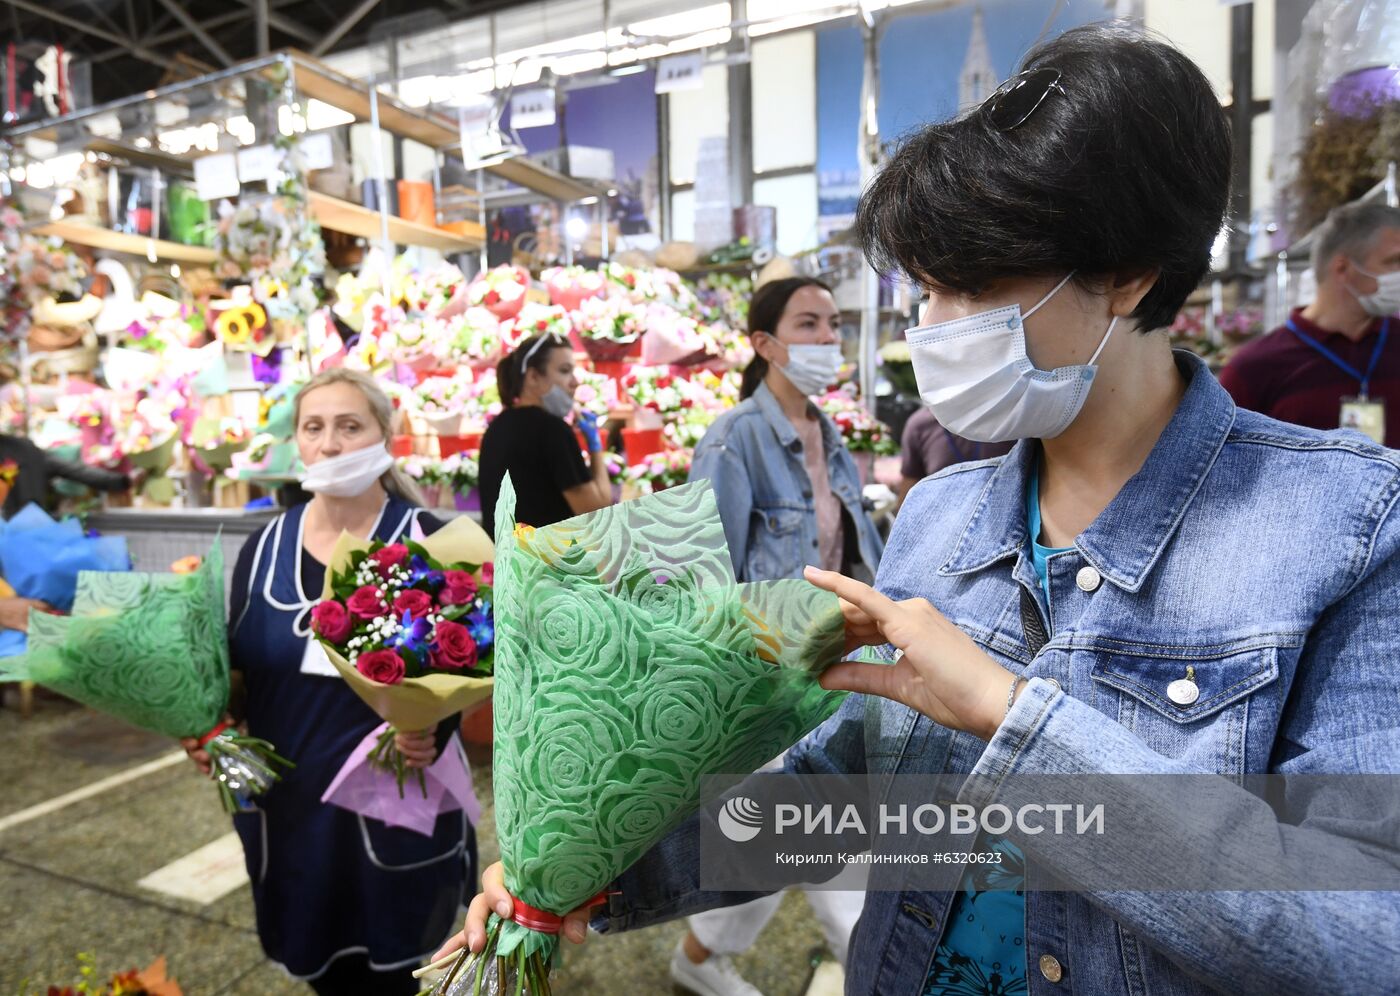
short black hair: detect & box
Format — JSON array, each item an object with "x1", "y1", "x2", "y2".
[{"x1": 856, "y1": 22, "x2": 1231, "y2": 332}]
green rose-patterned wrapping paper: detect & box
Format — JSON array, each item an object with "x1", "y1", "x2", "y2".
[
  {"x1": 487, "y1": 475, "x2": 848, "y2": 968},
  {"x1": 0, "y1": 546, "x2": 229, "y2": 738}
]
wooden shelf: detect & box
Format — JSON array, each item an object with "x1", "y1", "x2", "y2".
[
  {"x1": 308, "y1": 191, "x2": 484, "y2": 251},
  {"x1": 33, "y1": 220, "x2": 218, "y2": 264},
  {"x1": 285, "y1": 51, "x2": 604, "y2": 203}
]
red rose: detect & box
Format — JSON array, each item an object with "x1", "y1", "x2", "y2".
[
  {"x1": 657, "y1": 375, "x2": 673, "y2": 389},
  {"x1": 393, "y1": 588, "x2": 434, "y2": 620},
  {"x1": 623, "y1": 273, "x2": 636, "y2": 287},
  {"x1": 440, "y1": 584, "x2": 476, "y2": 607},
  {"x1": 431, "y1": 620, "x2": 478, "y2": 670},
  {"x1": 681, "y1": 398, "x2": 694, "y2": 409},
  {"x1": 347, "y1": 585, "x2": 388, "y2": 619},
  {"x1": 480, "y1": 562, "x2": 494, "y2": 585},
  {"x1": 443, "y1": 571, "x2": 479, "y2": 597},
  {"x1": 484, "y1": 289, "x2": 501, "y2": 305},
  {"x1": 356, "y1": 649, "x2": 406, "y2": 685},
  {"x1": 370, "y1": 544, "x2": 409, "y2": 575},
  {"x1": 536, "y1": 320, "x2": 548, "y2": 331},
  {"x1": 310, "y1": 600, "x2": 353, "y2": 644}
]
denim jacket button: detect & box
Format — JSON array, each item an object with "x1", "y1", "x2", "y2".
[
  {"x1": 1075, "y1": 566, "x2": 1102, "y2": 592},
  {"x1": 1038, "y1": 954, "x2": 1064, "y2": 983}
]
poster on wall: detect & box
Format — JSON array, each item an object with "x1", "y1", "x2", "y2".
[
  {"x1": 486, "y1": 69, "x2": 661, "y2": 267},
  {"x1": 816, "y1": 0, "x2": 1116, "y2": 242}
]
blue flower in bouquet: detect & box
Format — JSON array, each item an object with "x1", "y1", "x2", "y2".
[
  {"x1": 467, "y1": 602, "x2": 494, "y2": 651},
  {"x1": 393, "y1": 610, "x2": 433, "y2": 658},
  {"x1": 408, "y1": 554, "x2": 444, "y2": 590}
]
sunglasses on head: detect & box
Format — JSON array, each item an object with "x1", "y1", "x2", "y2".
[{"x1": 982, "y1": 67, "x2": 1063, "y2": 131}]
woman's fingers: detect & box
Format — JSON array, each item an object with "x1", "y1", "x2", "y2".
[
  {"x1": 818, "y1": 660, "x2": 908, "y2": 701},
  {"x1": 804, "y1": 567, "x2": 899, "y2": 624},
  {"x1": 483, "y1": 861, "x2": 513, "y2": 920},
  {"x1": 562, "y1": 908, "x2": 592, "y2": 944}
]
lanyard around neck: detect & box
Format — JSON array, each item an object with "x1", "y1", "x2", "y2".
[{"x1": 1286, "y1": 317, "x2": 1389, "y2": 398}]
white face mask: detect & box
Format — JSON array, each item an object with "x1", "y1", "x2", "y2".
[
  {"x1": 300, "y1": 444, "x2": 393, "y2": 497},
  {"x1": 775, "y1": 343, "x2": 843, "y2": 397},
  {"x1": 905, "y1": 272, "x2": 1117, "y2": 442},
  {"x1": 540, "y1": 385, "x2": 574, "y2": 419},
  {"x1": 1350, "y1": 263, "x2": 1400, "y2": 317}
]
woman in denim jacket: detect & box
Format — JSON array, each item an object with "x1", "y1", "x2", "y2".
[
  {"x1": 442, "y1": 24, "x2": 1400, "y2": 995},
  {"x1": 689, "y1": 276, "x2": 884, "y2": 585}
]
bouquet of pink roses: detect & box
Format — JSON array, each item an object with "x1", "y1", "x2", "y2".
[{"x1": 313, "y1": 518, "x2": 496, "y2": 824}]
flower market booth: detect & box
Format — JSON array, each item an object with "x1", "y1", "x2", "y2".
[{"x1": 0, "y1": 50, "x2": 899, "y2": 580}]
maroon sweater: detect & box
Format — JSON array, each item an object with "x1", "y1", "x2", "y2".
[{"x1": 1217, "y1": 308, "x2": 1399, "y2": 446}]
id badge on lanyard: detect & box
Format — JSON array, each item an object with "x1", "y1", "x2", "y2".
[{"x1": 1340, "y1": 396, "x2": 1386, "y2": 446}]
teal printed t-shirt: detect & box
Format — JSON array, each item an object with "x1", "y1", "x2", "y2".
[{"x1": 923, "y1": 469, "x2": 1068, "y2": 996}]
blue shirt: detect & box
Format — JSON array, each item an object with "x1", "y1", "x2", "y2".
[
  {"x1": 604, "y1": 352, "x2": 1400, "y2": 995},
  {"x1": 922, "y1": 469, "x2": 1065, "y2": 995}
]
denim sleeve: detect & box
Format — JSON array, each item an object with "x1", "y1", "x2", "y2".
[
  {"x1": 957, "y1": 486, "x2": 1400, "y2": 994},
  {"x1": 688, "y1": 441, "x2": 752, "y2": 578},
  {"x1": 593, "y1": 692, "x2": 871, "y2": 935}
]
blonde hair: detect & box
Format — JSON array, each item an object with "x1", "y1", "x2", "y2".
[{"x1": 293, "y1": 368, "x2": 423, "y2": 506}]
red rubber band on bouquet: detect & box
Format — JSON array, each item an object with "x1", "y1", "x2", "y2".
[
  {"x1": 510, "y1": 891, "x2": 616, "y2": 934},
  {"x1": 197, "y1": 721, "x2": 233, "y2": 748}
]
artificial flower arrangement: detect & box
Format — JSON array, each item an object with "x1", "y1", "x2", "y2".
[
  {"x1": 640, "y1": 304, "x2": 719, "y2": 367},
  {"x1": 541, "y1": 264, "x2": 606, "y2": 312},
  {"x1": 818, "y1": 386, "x2": 897, "y2": 455},
  {"x1": 413, "y1": 373, "x2": 471, "y2": 435},
  {"x1": 503, "y1": 302, "x2": 572, "y2": 344},
  {"x1": 446, "y1": 307, "x2": 511, "y2": 366},
  {"x1": 213, "y1": 193, "x2": 326, "y2": 319},
  {"x1": 462, "y1": 264, "x2": 530, "y2": 321},
  {"x1": 1, "y1": 546, "x2": 293, "y2": 813},
  {"x1": 602, "y1": 260, "x2": 657, "y2": 301},
  {"x1": 457, "y1": 369, "x2": 503, "y2": 430},
  {"x1": 312, "y1": 518, "x2": 496, "y2": 810},
  {"x1": 404, "y1": 263, "x2": 468, "y2": 316},
  {"x1": 694, "y1": 271, "x2": 753, "y2": 330},
  {"x1": 621, "y1": 366, "x2": 695, "y2": 419},
  {"x1": 624, "y1": 448, "x2": 693, "y2": 494},
  {"x1": 573, "y1": 367, "x2": 619, "y2": 419},
  {"x1": 11, "y1": 234, "x2": 88, "y2": 306},
  {"x1": 573, "y1": 294, "x2": 647, "y2": 362}
]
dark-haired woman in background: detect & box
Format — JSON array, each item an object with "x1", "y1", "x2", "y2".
[
  {"x1": 668, "y1": 277, "x2": 882, "y2": 996},
  {"x1": 688, "y1": 277, "x2": 884, "y2": 585},
  {"x1": 442, "y1": 23, "x2": 1400, "y2": 996},
  {"x1": 478, "y1": 334, "x2": 613, "y2": 539}
]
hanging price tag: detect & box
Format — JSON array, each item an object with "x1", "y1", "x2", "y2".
[
  {"x1": 656, "y1": 52, "x2": 705, "y2": 94},
  {"x1": 510, "y1": 87, "x2": 556, "y2": 130}
]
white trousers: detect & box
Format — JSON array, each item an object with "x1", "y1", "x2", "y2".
[{"x1": 688, "y1": 751, "x2": 866, "y2": 967}]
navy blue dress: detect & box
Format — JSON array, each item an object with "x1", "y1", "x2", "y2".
[{"x1": 228, "y1": 497, "x2": 475, "y2": 979}]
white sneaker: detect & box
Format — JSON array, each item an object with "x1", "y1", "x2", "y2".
[{"x1": 669, "y1": 939, "x2": 764, "y2": 996}]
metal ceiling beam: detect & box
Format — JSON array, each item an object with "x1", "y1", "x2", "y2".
[
  {"x1": 254, "y1": 0, "x2": 269, "y2": 54},
  {"x1": 234, "y1": 0, "x2": 319, "y2": 45},
  {"x1": 2, "y1": 0, "x2": 169, "y2": 67},
  {"x1": 88, "y1": 10, "x2": 253, "y2": 63},
  {"x1": 312, "y1": 0, "x2": 382, "y2": 57},
  {"x1": 151, "y1": 0, "x2": 236, "y2": 67}
]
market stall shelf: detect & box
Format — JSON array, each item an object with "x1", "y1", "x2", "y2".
[
  {"x1": 307, "y1": 192, "x2": 485, "y2": 252},
  {"x1": 31, "y1": 220, "x2": 218, "y2": 266}
]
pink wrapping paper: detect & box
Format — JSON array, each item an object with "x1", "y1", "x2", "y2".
[{"x1": 320, "y1": 721, "x2": 482, "y2": 836}]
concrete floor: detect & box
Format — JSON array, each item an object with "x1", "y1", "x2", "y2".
[{"x1": 0, "y1": 695, "x2": 843, "y2": 995}]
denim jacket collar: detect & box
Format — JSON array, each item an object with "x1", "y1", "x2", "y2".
[
  {"x1": 939, "y1": 350, "x2": 1236, "y2": 592},
  {"x1": 750, "y1": 380, "x2": 842, "y2": 457}
]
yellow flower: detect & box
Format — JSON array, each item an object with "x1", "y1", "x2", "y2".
[
  {"x1": 170, "y1": 556, "x2": 203, "y2": 574},
  {"x1": 513, "y1": 523, "x2": 536, "y2": 542}
]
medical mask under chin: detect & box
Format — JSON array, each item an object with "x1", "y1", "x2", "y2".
[
  {"x1": 540, "y1": 385, "x2": 575, "y2": 419},
  {"x1": 904, "y1": 272, "x2": 1117, "y2": 443},
  {"x1": 1351, "y1": 264, "x2": 1400, "y2": 317},
  {"x1": 299, "y1": 445, "x2": 394, "y2": 497},
  {"x1": 776, "y1": 343, "x2": 844, "y2": 397}
]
